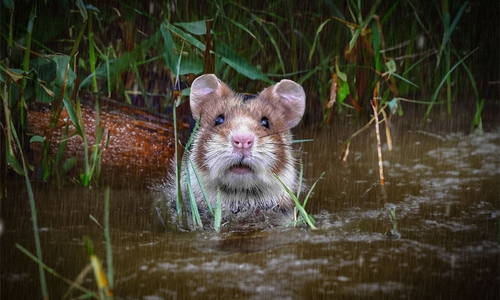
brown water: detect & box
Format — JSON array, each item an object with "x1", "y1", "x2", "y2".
[{"x1": 1, "y1": 104, "x2": 499, "y2": 299}]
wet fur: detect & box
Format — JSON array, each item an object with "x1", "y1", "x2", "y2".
[{"x1": 167, "y1": 74, "x2": 306, "y2": 230}]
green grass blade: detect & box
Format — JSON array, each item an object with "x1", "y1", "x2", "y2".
[
  {"x1": 131, "y1": 62, "x2": 151, "y2": 108},
  {"x1": 184, "y1": 119, "x2": 200, "y2": 150},
  {"x1": 186, "y1": 162, "x2": 203, "y2": 228},
  {"x1": 274, "y1": 174, "x2": 317, "y2": 229},
  {"x1": 16, "y1": 244, "x2": 96, "y2": 297},
  {"x1": 88, "y1": 10, "x2": 98, "y2": 93},
  {"x1": 424, "y1": 49, "x2": 476, "y2": 120},
  {"x1": 308, "y1": 18, "x2": 332, "y2": 63},
  {"x1": 163, "y1": 19, "x2": 206, "y2": 51},
  {"x1": 302, "y1": 172, "x2": 324, "y2": 209},
  {"x1": 216, "y1": 40, "x2": 273, "y2": 84},
  {"x1": 296, "y1": 163, "x2": 303, "y2": 200},
  {"x1": 172, "y1": 96, "x2": 183, "y2": 220},
  {"x1": 104, "y1": 187, "x2": 114, "y2": 289},
  {"x1": 75, "y1": 0, "x2": 88, "y2": 20},
  {"x1": 391, "y1": 72, "x2": 419, "y2": 88},
  {"x1": 292, "y1": 139, "x2": 313, "y2": 144},
  {"x1": 249, "y1": 12, "x2": 286, "y2": 73},
  {"x1": 175, "y1": 20, "x2": 208, "y2": 35},
  {"x1": 9, "y1": 116, "x2": 48, "y2": 298},
  {"x1": 214, "y1": 188, "x2": 222, "y2": 232},
  {"x1": 224, "y1": 17, "x2": 264, "y2": 49},
  {"x1": 189, "y1": 159, "x2": 213, "y2": 215},
  {"x1": 437, "y1": 1, "x2": 468, "y2": 65}
]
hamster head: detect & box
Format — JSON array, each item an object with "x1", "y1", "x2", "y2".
[{"x1": 187, "y1": 74, "x2": 306, "y2": 211}]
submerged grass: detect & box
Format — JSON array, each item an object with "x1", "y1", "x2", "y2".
[
  {"x1": 275, "y1": 171, "x2": 323, "y2": 230},
  {"x1": 185, "y1": 161, "x2": 203, "y2": 229},
  {"x1": 387, "y1": 206, "x2": 401, "y2": 239},
  {"x1": 85, "y1": 237, "x2": 114, "y2": 299},
  {"x1": 9, "y1": 118, "x2": 48, "y2": 298},
  {"x1": 1, "y1": 0, "x2": 491, "y2": 295},
  {"x1": 16, "y1": 244, "x2": 96, "y2": 298},
  {"x1": 214, "y1": 188, "x2": 222, "y2": 233},
  {"x1": 15, "y1": 186, "x2": 115, "y2": 299}
]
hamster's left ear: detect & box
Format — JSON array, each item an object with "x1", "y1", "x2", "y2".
[{"x1": 260, "y1": 79, "x2": 306, "y2": 128}]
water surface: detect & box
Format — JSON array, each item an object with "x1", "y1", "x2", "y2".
[{"x1": 1, "y1": 104, "x2": 499, "y2": 299}]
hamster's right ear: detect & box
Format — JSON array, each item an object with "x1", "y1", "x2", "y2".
[{"x1": 190, "y1": 74, "x2": 232, "y2": 121}]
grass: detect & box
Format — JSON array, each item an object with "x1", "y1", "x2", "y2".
[
  {"x1": 170, "y1": 89, "x2": 318, "y2": 230},
  {"x1": 275, "y1": 169, "x2": 324, "y2": 230},
  {"x1": 15, "y1": 186, "x2": 115, "y2": 299},
  {"x1": 8, "y1": 109, "x2": 48, "y2": 298},
  {"x1": 387, "y1": 205, "x2": 401, "y2": 239},
  {"x1": 0, "y1": 0, "x2": 491, "y2": 296},
  {"x1": 1, "y1": 0, "x2": 486, "y2": 188}
]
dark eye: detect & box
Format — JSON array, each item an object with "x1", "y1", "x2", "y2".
[
  {"x1": 214, "y1": 114, "x2": 225, "y2": 126},
  {"x1": 261, "y1": 117, "x2": 270, "y2": 129}
]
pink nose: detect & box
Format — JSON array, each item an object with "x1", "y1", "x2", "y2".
[{"x1": 232, "y1": 132, "x2": 254, "y2": 152}]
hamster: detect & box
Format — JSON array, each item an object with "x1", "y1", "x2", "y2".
[{"x1": 169, "y1": 74, "x2": 306, "y2": 231}]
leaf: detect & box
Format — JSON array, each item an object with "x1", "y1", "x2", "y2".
[
  {"x1": 214, "y1": 188, "x2": 222, "y2": 233},
  {"x1": 189, "y1": 159, "x2": 213, "y2": 215},
  {"x1": 248, "y1": 12, "x2": 286, "y2": 73},
  {"x1": 225, "y1": 18, "x2": 263, "y2": 48},
  {"x1": 334, "y1": 58, "x2": 347, "y2": 82},
  {"x1": 62, "y1": 98, "x2": 83, "y2": 136},
  {"x1": 5, "y1": 67, "x2": 24, "y2": 82},
  {"x1": 161, "y1": 22, "x2": 177, "y2": 71},
  {"x1": 81, "y1": 31, "x2": 162, "y2": 89},
  {"x1": 391, "y1": 72, "x2": 419, "y2": 88},
  {"x1": 6, "y1": 148, "x2": 25, "y2": 175},
  {"x1": 309, "y1": 18, "x2": 333, "y2": 62},
  {"x1": 30, "y1": 56, "x2": 56, "y2": 82},
  {"x1": 85, "y1": 4, "x2": 100, "y2": 13},
  {"x1": 372, "y1": 21, "x2": 381, "y2": 71},
  {"x1": 75, "y1": 0, "x2": 88, "y2": 21},
  {"x1": 50, "y1": 55, "x2": 75, "y2": 88},
  {"x1": 29, "y1": 135, "x2": 45, "y2": 143},
  {"x1": 388, "y1": 97, "x2": 398, "y2": 112},
  {"x1": 216, "y1": 40, "x2": 272, "y2": 84},
  {"x1": 424, "y1": 48, "x2": 476, "y2": 120},
  {"x1": 348, "y1": 29, "x2": 361, "y2": 53},
  {"x1": 185, "y1": 162, "x2": 203, "y2": 228},
  {"x1": 178, "y1": 54, "x2": 203, "y2": 76},
  {"x1": 437, "y1": 2, "x2": 469, "y2": 64},
  {"x1": 63, "y1": 157, "x2": 77, "y2": 173},
  {"x1": 163, "y1": 20, "x2": 206, "y2": 52},
  {"x1": 36, "y1": 81, "x2": 55, "y2": 103},
  {"x1": 175, "y1": 20, "x2": 208, "y2": 35},
  {"x1": 182, "y1": 87, "x2": 191, "y2": 97},
  {"x1": 5, "y1": 120, "x2": 25, "y2": 175},
  {"x1": 274, "y1": 174, "x2": 317, "y2": 229},
  {"x1": 2, "y1": 0, "x2": 14, "y2": 10},
  {"x1": 337, "y1": 80, "x2": 350, "y2": 104},
  {"x1": 385, "y1": 59, "x2": 396, "y2": 74}
]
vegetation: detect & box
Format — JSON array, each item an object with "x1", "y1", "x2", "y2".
[
  {"x1": 16, "y1": 187, "x2": 115, "y2": 298},
  {"x1": 0, "y1": 0, "x2": 495, "y2": 297},
  {"x1": 1, "y1": 0, "x2": 493, "y2": 188}
]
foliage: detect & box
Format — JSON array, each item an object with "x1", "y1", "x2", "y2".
[
  {"x1": 1, "y1": 1, "x2": 492, "y2": 296},
  {"x1": 16, "y1": 187, "x2": 116, "y2": 299},
  {"x1": 1, "y1": 0, "x2": 490, "y2": 188}
]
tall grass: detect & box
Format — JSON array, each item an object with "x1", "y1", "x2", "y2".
[
  {"x1": 1, "y1": 0, "x2": 485, "y2": 188},
  {"x1": 1, "y1": 1, "x2": 488, "y2": 295},
  {"x1": 275, "y1": 169, "x2": 324, "y2": 230},
  {"x1": 9, "y1": 111, "x2": 48, "y2": 298},
  {"x1": 16, "y1": 187, "x2": 115, "y2": 299}
]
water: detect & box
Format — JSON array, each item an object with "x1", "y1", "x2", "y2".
[{"x1": 1, "y1": 104, "x2": 499, "y2": 299}]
